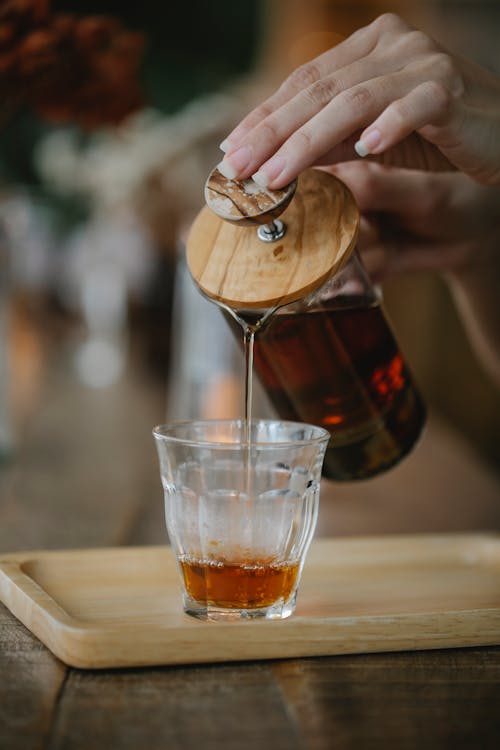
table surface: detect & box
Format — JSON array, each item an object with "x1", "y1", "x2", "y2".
[{"x1": 1, "y1": 313, "x2": 500, "y2": 750}]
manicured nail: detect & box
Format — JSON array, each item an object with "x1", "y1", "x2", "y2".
[
  {"x1": 354, "y1": 129, "x2": 382, "y2": 157},
  {"x1": 217, "y1": 160, "x2": 237, "y2": 180},
  {"x1": 219, "y1": 138, "x2": 231, "y2": 153},
  {"x1": 251, "y1": 155, "x2": 287, "y2": 189},
  {"x1": 251, "y1": 170, "x2": 269, "y2": 188},
  {"x1": 218, "y1": 145, "x2": 252, "y2": 180}
]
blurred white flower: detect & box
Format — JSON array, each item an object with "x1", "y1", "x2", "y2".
[{"x1": 34, "y1": 91, "x2": 247, "y2": 222}]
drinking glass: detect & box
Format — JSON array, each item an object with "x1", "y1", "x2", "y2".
[{"x1": 153, "y1": 419, "x2": 329, "y2": 621}]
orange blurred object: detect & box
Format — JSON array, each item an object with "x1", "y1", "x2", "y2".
[{"x1": 0, "y1": 0, "x2": 144, "y2": 128}]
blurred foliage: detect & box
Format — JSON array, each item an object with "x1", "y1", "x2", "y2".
[{"x1": 0, "y1": 1, "x2": 262, "y2": 186}]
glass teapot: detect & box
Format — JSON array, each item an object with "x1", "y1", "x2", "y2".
[{"x1": 187, "y1": 168, "x2": 425, "y2": 481}]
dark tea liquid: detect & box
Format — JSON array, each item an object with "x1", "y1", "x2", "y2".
[
  {"x1": 179, "y1": 555, "x2": 300, "y2": 609},
  {"x1": 228, "y1": 298, "x2": 425, "y2": 481}
]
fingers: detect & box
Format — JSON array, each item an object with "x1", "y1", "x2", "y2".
[
  {"x1": 366, "y1": 240, "x2": 474, "y2": 278},
  {"x1": 354, "y1": 79, "x2": 456, "y2": 159},
  {"x1": 216, "y1": 12, "x2": 486, "y2": 188},
  {"x1": 217, "y1": 56, "x2": 400, "y2": 182},
  {"x1": 358, "y1": 244, "x2": 393, "y2": 282},
  {"x1": 221, "y1": 19, "x2": 387, "y2": 151},
  {"x1": 217, "y1": 74, "x2": 343, "y2": 181},
  {"x1": 331, "y1": 161, "x2": 437, "y2": 216},
  {"x1": 359, "y1": 230, "x2": 470, "y2": 281},
  {"x1": 218, "y1": 16, "x2": 420, "y2": 181},
  {"x1": 345, "y1": 163, "x2": 475, "y2": 279},
  {"x1": 246, "y1": 73, "x2": 422, "y2": 188},
  {"x1": 219, "y1": 67, "x2": 456, "y2": 188},
  {"x1": 357, "y1": 214, "x2": 380, "y2": 248}
]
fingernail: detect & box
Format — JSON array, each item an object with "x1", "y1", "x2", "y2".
[
  {"x1": 219, "y1": 138, "x2": 231, "y2": 153},
  {"x1": 251, "y1": 170, "x2": 269, "y2": 188},
  {"x1": 252, "y1": 155, "x2": 287, "y2": 188},
  {"x1": 218, "y1": 145, "x2": 252, "y2": 180},
  {"x1": 354, "y1": 129, "x2": 382, "y2": 157}
]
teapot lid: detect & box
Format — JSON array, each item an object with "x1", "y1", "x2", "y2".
[{"x1": 186, "y1": 168, "x2": 359, "y2": 309}]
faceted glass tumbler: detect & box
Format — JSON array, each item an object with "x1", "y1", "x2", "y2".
[{"x1": 153, "y1": 419, "x2": 329, "y2": 621}]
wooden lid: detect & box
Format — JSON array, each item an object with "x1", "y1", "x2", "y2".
[{"x1": 186, "y1": 169, "x2": 359, "y2": 309}]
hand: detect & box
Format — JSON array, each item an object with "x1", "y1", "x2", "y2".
[
  {"x1": 332, "y1": 161, "x2": 500, "y2": 385},
  {"x1": 329, "y1": 162, "x2": 500, "y2": 282},
  {"x1": 218, "y1": 13, "x2": 500, "y2": 188}
]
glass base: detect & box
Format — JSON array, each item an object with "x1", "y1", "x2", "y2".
[{"x1": 182, "y1": 590, "x2": 297, "y2": 622}]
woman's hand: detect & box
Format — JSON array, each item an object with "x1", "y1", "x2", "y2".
[
  {"x1": 218, "y1": 13, "x2": 500, "y2": 188},
  {"x1": 330, "y1": 162, "x2": 500, "y2": 281}
]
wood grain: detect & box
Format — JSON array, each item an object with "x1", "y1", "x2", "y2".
[
  {"x1": 0, "y1": 605, "x2": 66, "y2": 750},
  {"x1": 187, "y1": 169, "x2": 359, "y2": 308},
  {"x1": 2, "y1": 535, "x2": 500, "y2": 669},
  {"x1": 47, "y1": 664, "x2": 302, "y2": 750},
  {"x1": 271, "y1": 649, "x2": 500, "y2": 750}
]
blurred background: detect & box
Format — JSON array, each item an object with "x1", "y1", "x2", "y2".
[{"x1": 1, "y1": 0, "x2": 499, "y2": 550}]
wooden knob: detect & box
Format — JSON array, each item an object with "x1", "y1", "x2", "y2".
[
  {"x1": 187, "y1": 169, "x2": 359, "y2": 309},
  {"x1": 204, "y1": 166, "x2": 297, "y2": 227}
]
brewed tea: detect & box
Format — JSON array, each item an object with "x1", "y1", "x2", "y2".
[
  {"x1": 179, "y1": 555, "x2": 300, "y2": 609},
  {"x1": 227, "y1": 297, "x2": 425, "y2": 481}
]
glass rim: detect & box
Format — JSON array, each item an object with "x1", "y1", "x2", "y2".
[{"x1": 152, "y1": 419, "x2": 330, "y2": 449}]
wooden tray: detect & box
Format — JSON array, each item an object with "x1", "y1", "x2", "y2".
[{"x1": 1, "y1": 534, "x2": 500, "y2": 669}]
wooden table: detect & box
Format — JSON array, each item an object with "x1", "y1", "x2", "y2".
[{"x1": 1, "y1": 313, "x2": 500, "y2": 749}]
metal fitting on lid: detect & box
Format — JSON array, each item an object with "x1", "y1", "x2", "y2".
[{"x1": 257, "y1": 220, "x2": 286, "y2": 242}]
